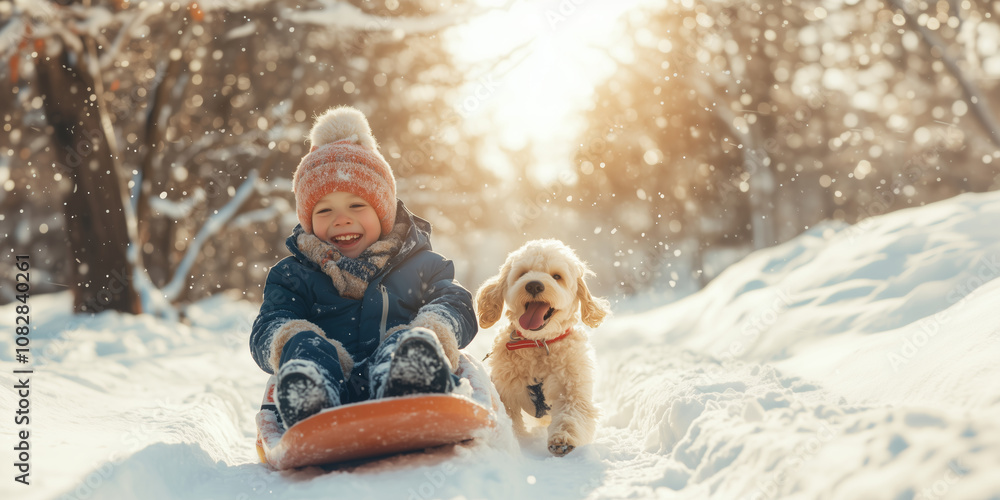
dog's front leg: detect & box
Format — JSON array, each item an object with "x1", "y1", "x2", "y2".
[
  {"x1": 498, "y1": 386, "x2": 529, "y2": 435},
  {"x1": 545, "y1": 370, "x2": 598, "y2": 456}
]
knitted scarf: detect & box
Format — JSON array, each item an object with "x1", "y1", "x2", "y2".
[{"x1": 294, "y1": 214, "x2": 409, "y2": 300}]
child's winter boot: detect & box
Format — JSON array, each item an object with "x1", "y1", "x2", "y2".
[
  {"x1": 276, "y1": 359, "x2": 340, "y2": 428},
  {"x1": 383, "y1": 328, "x2": 454, "y2": 397}
]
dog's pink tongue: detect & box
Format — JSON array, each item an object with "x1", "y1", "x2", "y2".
[{"x1": 519, "y1": 302, "x2": 549, "y2": 331}]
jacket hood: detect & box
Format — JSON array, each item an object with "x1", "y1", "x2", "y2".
[{"x1": 284, "y1": 199, "x2": 432, "y2": 276}]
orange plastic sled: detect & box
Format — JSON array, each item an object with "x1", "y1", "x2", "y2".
[{"x1": 255, "y1": 356, "x2": 499, "y2": 469}]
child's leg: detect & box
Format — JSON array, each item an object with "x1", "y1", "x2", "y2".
[
  {"x1": 276, "y1": 331, "x2": 347, "y2": 427},
  {"x1": 367, "y1": 328, "x2": 406, "y2": 399},
  {"x1": 367, "y1": 327, "x2": 457, "y2": 399}
]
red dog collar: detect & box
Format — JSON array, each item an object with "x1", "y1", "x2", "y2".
[{"x1": 506, "y1": 328, "x2": 573, "y2": 355}]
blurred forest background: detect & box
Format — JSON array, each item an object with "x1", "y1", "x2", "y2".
[{"x1": 1, "y1": 0, "x2": 999, "y2": 316}]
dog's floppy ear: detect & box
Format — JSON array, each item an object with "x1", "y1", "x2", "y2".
[
  {"x1": 576, "y1": 264, "x2": 610, "y2": 328},
  {"x1": 475, "y1": 257, "x2": 511, "y2": 329}
]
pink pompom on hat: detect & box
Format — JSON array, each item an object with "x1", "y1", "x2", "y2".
[{"x1": 292, "y1": 106, "x2": 397, "y2": 236}]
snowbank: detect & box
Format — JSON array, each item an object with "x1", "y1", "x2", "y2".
[{"x1": 592, "y1": 191, "x2": 1000, "y2": 499}]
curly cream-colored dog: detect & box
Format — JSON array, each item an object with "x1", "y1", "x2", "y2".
[{"x1": 476, "y1": 239, "x2": 610, "y2": 456}]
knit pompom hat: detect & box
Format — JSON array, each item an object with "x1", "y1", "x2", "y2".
[{"x1": 292, "y1": 106, "x2": 397, "y2": 236}]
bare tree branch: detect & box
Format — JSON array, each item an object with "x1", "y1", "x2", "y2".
[
  {"x1": 890, "y1": 0, "x2": 1000, "y2": 149},
  {"x1": 160, "y1": 170, "x2": 260, "y2": 301}
]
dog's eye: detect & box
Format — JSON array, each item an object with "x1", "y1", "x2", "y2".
[{"x1": 552, "y1": 274, "x2": 562, "y2": 280}]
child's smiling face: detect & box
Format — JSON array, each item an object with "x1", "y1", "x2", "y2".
[{"x1": 310, "y1": 191, "x2": 382, "y2": 258}]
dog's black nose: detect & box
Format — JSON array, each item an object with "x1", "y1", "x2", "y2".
[{"x1": 525, "y1": 281, "x2": 545, "y2": 296}]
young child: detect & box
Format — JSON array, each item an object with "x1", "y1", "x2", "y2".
[{"x1": 250, "y1": 106, "x2": 477, "y2": 428}]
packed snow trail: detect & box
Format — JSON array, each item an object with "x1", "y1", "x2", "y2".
[{"x1": 2, "y1": 191, "x2": 1000, "y2": 499}]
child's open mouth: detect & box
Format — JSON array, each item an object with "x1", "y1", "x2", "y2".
[{"x1": 331, "y1": 233, "x2": 362, "y2": 250}]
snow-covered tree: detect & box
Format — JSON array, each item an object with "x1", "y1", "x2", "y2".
[{"x1": 0, "y1": 0, "x2": 496, "y2": 312}]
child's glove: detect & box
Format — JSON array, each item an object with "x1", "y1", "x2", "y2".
[{"x1": 385, "y1": 310, "x2": 461, "y2": 372}]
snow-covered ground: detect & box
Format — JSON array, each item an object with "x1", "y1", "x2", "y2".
[{"x1": 3, "y1": 191, "x2": 1000, "y2": 500}]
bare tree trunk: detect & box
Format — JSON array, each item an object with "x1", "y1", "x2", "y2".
[
  {"x1": 37, "y1": 46, "x2": 141, "y2": 314},
  {"x1": 136, "y1": 55, "x2": 185, "y2": 288},
  {"x1": 744, "y1": 147, "x2": 777, "y2": 249},
  {"x1": 689, "y1": 75, "x2": 777, "y2": 250}
]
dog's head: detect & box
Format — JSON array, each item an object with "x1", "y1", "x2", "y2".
[{"x1": 475, "y1": 239, "x2": 610, "y2": 339}]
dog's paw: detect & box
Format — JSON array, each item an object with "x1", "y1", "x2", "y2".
[{"x1": 547, "y1": 438, "x2": 575, "y2": 457}]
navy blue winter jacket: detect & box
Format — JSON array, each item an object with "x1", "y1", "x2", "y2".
[{"x1": 250, "y1": 201, "x2": 477, "y2": 374}]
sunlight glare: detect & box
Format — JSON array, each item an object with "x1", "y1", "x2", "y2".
[{"x1": 448, "y1": 0, "x2": 642, "y2": 182}]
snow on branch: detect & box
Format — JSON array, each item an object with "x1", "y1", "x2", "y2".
[
  {"x1": 0, "y1": 17, "x2": 26, "y2": 56},
  {"x1": 159, "y1": 169, "x2": 260, "y2": 302},
  {"x1": 280, "y1": 0, "x2": 484, "y2": 34},
  {"x1": 225, "y1": 20, "x2": 259, "y2": 40},
  {"x1": 229, "y1": 198, "x2": 291, "y2": 230},
  {"x1": 97, "y1": 1, "x2": 166, "y2": 69},
  {"x1": 149, "y1": 188, "x2": 208, "y2": 219},
  {"x1": 257, "y1": 177, "x2": 293, "y2": 196},
  {"x1": 0, "y1": 1, "x2": 58, "y2": 54}
]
